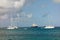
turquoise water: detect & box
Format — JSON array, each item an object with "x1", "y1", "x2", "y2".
[{"x1": 0, "y1": 27, "x2": 60, "y2": 40}]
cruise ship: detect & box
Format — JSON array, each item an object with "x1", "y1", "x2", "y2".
[{"x1": 44, "y1": 25, "x2": 55, "y2": 29}]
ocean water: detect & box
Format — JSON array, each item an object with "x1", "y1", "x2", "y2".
[{"x1": 0, "y1": 27, "x2": 60, "y2": 40}]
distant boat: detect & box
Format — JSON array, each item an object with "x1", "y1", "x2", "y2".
[
  {"x1": 7, "y1": 26, "x2": 18, "y2": 29},
  {"x1": 44, "y1": 25, "x2": 55, "y2": 29},
  {"x1": 31, "y1": 24, "x2": 38, "y2": 28}
]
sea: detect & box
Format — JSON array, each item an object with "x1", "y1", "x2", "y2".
[{"x1": 0, "y1": 27, "x2": 60, "y2": 40}]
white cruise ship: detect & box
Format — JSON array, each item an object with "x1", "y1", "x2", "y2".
[{"x1": 44, "y1": 25, "x2": 55, "y2": 29}]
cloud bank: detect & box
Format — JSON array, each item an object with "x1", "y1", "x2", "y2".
[
  {"x1": 0, "y1": 0, "x2": 26, "y2": 20},
  {"x1": 0, "y1": 0, "x2": 34, "y2": 27},
  {"x1": 0, "y1": 0, "x2": 25, "y2": 8},
  {"x1": 0, "y1": 0, "x2": 26, "y2": 14}
]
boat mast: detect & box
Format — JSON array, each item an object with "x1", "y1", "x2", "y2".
[
  {"x1": 10, "y1": 13, "x2": 13, "y2": 26},
  {"x1": 10, "y1": 18, "x2": 12, "y2": 26},
  {"x1": 17, "y1": 14, "x2": 20, "y2": 27}
]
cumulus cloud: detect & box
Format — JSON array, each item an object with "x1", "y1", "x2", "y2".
[
  {"x1": 0, "y1": 0, "x2": 34, "y2": 22},
  {"x1": 0, "y1": 0, "x2": 35, "y2": 17},
  {"x1": 0, "y1": 0, "x2": 25, "y2": 8},
  {"x1": 0, "y1": 0, "x2": 26, "y2": 15},
  {"x1": 14, "y1": 0, "x2": 25, "y2": 8},
  {"x1": 0, "y1": 0, "x2": 35, "y2": 27}
]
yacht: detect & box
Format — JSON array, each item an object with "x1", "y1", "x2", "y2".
[
  {"x1": 31, "y1": 24, "x2": 38, "y2": 28},
  {"x1": 44, "y1": 25, "x2": 55, "y2": 29},
  {"x1": 7, "y1": 26, "x2": 18, "y2": 29}
]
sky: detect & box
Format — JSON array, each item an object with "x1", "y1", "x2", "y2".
[{"x1": 0, "y1": 0, "x2": 60, "y2": 27}]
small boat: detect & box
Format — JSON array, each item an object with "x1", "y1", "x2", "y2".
[
  {"x1": 31, "y1": 24, "x2": 38, "y2": 28},
  {"x1": 7, "y1": 26, "x2": 18, "y2": 29},
  {"x1": 44, "y1": 25, "x2": 55, "y2": 29}
]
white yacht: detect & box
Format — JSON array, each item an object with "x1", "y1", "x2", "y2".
[
  {"x1": 31, "y1": 24, "x2": 38, "y2": 27},
  {"x1": 44, "y1": 25, "x2": 55, "y2": 29},
  {"x1": 7, "y1": 26, "x2": 18, "y2": 29}
]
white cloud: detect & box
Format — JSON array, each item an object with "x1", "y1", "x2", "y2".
[
  {"x1": 0, "y1": 0, "x2": 34, "y2": 15},
  {"x1": 0, "y1": 0, "x2": 13, "y2": 8},
  {"x1": 0, "y1": 0, "x2": 26, "y2": 15},
  {"x1": 53, "y1": 0, "x2": 60, "y2": 3},
  {"x1": 14, "y1": 0, "x2": 25, "y2": 8},
  {"x1": 0, "y1": 0, "x2": 34, "y2": 21},
  {"x1": 0, "y1": 0, "x2": 34, "y2": 27},
  {"x1": 0, "y1": 0, "x2": 25, "y2": 8}
]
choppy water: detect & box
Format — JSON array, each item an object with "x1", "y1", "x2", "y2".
[{"x1": 0, "y1": 27, "x2": 60, "y2": 40}]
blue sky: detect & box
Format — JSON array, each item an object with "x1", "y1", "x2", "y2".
[{"x1": 0, "y1": 0, "x2": 60, "y2": 27}]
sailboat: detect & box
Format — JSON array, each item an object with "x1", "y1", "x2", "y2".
[
  {"x1": 7, "y1": 14, "x2": 19, "y2": 29},
  {"x1": 7, "y1": 18, "x2": 18, "y2": 29},
  {"x1": 44, "y1": 14, "x2": 55, "y2": 29}
]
